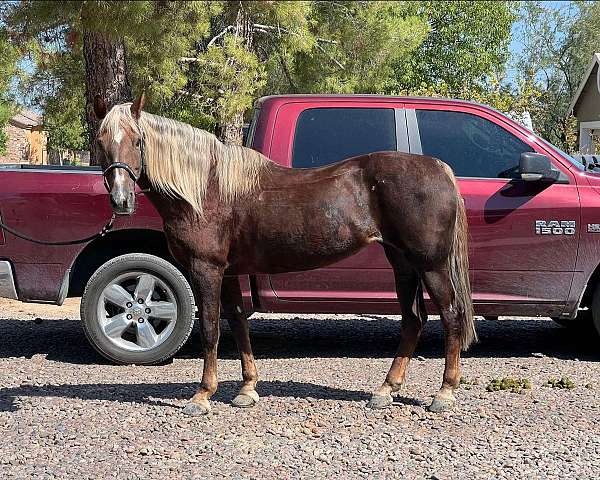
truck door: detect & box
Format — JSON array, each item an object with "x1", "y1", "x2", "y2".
[
  {"x1": 407, "y1": 106, "x2": 580, "y2": 314},
  {"x1": 266, "y1": 103, "x2": 407, "y2": 311}
]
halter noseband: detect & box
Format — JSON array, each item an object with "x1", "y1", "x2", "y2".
[{"x1": 102, "y1": 126, "x2": 146, "y2": 191}]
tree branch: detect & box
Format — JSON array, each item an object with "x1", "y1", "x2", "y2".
[
  {"x1": 278, "y1": 53, "x2": 298, "y2": 93},
  {"x1": 314, "y1": 41, "x2": 344, "y2": 70},
  {"x1": 179, "y1": 22, "x2": 338, "y2": 66},
  {"x1": 207, "y1": 25, "x2": 235, "y2": 48},
  {"x1": 252, "y1": 23, "x2": 337, "y2": 44}
]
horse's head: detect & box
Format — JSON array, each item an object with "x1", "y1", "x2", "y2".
[{"x1": 94, "y1": 93, "x2": 146, "y2": 215}]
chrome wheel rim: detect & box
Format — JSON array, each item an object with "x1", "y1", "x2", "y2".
[{"x1": 97, "y1": 271, "x2": 178, "y2": 352}]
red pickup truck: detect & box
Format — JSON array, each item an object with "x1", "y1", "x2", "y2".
[{"x1": 1, "y1": 95, "x2": 598, "y2": 363}]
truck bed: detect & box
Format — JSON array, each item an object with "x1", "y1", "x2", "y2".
[{"x1": 0, "y1": 164, "x2": 101, "y2": 171}]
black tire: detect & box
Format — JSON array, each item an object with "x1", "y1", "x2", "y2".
[
  {"x1": 551, "y1": 317, "x2": 580, "y2": 328},
  {"x1": 552, "y1": 308, "x2": 596, "y2": 329},
  {"x1": 81, "y1": 253, "x2": 195, "y2": 365},
  {"x1": 590, "y1": 284, "x2": 600, "y2": 338}
]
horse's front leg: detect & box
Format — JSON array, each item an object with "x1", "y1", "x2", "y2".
[
  {"x1": 221, "y1": 276, "x2": 259, "y2": 408},
  {"x1": 183, "y1": 261, "x2": 224, "y2": 416}
]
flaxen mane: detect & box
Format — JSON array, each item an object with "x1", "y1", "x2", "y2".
[{"x1": 99, "y1": 104, "x2": 268, "y2": 214}]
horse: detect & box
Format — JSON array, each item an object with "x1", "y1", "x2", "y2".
[{"x1": 93, "y1": 94, "x2": 476, "y2": 416}]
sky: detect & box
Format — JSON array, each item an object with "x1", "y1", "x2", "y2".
[{"x1": 505, "y1": 0, "x2": 571, "y2": 85}]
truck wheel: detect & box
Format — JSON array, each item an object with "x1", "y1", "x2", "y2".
[{"x1": 81, "y1": 253, "x2": 195, "y2": 365}]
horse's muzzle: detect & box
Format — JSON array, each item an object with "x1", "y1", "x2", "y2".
[{"x1": 110, "y1": 188, "x2": 136, "y2": 215}]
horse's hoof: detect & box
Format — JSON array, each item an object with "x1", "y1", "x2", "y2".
[
  {"x1": 232, "y1": 390, "x2": 259, "y2": 408},
  {"x1": 428, "y1": 396, "x2": 455, "y2": 413},
  {"x1": 367, "y1": 393, "x2": 393, "y2": 409},
  {"x1": 182, "y1": 400, "x2": 211, "y2": 416}
]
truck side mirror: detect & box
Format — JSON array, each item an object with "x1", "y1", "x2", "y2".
[{"x1": 519, "y1": 152, "x2": 559, "y2": 182}]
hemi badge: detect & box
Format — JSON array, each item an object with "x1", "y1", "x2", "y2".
[{"x1": 588, "y1": 224, "x2": 600, "y2": 233}]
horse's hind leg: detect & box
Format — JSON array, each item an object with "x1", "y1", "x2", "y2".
[
  {"x1": 368, "y1": 257, "x2": 427, "y2": 409},
  {"x1": 421, "y1": 268, "x2": 462, "y2": 413},
  {"x1": 183, "y1": 260, "x2": 223, "y2": 416},
  {"x1": 221, "y1": 277, "x2": 259, "y2": 408}
]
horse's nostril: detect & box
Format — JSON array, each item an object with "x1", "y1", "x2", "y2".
[{"x1": 110, "y1": 194, "x2": 127, "y2": 209}]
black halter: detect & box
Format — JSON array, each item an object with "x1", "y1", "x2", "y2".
[{"x1": 102, "y1": 126, "x2": 146, "y2": 191}]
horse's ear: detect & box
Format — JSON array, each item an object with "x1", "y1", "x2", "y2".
[
  {"x1": 130, "y1": 92, "x2": 146, "y2": 120},
  {"x1": 93, "y1": 95, "x2": 107, "y2": 120}
]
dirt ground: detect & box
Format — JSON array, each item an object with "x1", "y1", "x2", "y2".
[{"x1": 0, "y1": 297, "x2": 599, "y2": 479}]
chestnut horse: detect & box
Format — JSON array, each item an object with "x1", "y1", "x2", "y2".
[{"x1": 94, "y1": 94, "x2": 476, "y2": 416}]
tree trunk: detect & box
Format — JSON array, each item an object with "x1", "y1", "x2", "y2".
[
  {"x1": 220, "y1": 111, "x2": 245, "y2": 145},
  {"x1": 218, "y1": 8, "x2": 253, "y2": 146},
  {"x1": 83, "y1": 31, "x2": 131, "y2": 165}
]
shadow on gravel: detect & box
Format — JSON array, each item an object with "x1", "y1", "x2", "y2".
[
  {"x1": 0, "y1": 379, "x2": 371, "y2": 412},
  {"x1": 0, "y1": 315, "x2": 597, "y2": 366}
]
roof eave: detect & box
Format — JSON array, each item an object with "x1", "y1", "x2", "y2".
[{"x1": 566, "y1": 52, "x2": 600, "y2": 118}]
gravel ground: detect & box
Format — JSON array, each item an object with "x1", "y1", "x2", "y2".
[{"x1": 0, "y1": 298, "x2": 599, "y2": 479}]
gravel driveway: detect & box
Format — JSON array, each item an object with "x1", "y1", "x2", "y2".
[{"x1": 0, "y1": 298, "x2": 599, "y2": 479}]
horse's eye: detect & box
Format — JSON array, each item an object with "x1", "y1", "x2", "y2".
[{"x1": 135, "y1": 139, "x2": 141, "y2": 148}]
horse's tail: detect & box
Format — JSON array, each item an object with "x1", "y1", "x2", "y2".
[{"x1": 443, "y1": 164, "x2": 477, "y2": 350}]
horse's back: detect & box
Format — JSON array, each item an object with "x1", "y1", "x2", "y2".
[{"x1": 261, "y1": 150, "x2": 453, "y2": 189}]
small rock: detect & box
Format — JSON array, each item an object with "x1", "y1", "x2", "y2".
[{"x1": 410, "y1": 446, "x2": 426, "y2": 456}]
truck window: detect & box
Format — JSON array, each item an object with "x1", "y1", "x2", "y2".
[
  {"x1": 416, "y1": 110, "x2": 534, "y2": 179},
  {"x1": 292, "y1": 108, "x2": 396, "y2": 168},
  {"x1": 245, "y1": 107, "x2": 261, "y2": 147}
]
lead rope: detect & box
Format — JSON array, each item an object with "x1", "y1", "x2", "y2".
[{"x1": 0, "y1": 212, "x2": 116, "y2": 246}]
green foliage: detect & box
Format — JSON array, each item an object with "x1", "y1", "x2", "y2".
[
  {"x1": 0, "y1": 28, "x2": 19, "y2": 154},
  {"x1": 390, "y1": 1, "x2": 527, "y2": 122},
  {"x1": 281, "y1": 1, "x2": 428, "y2": 94},
  {"x1": 123, "y1": 2, "x2": 216, "y2": 111},
  {"x1": 397, "y1": 1, "x2": 516, "y2": 93},
  {"x1": 186, "y1": 36, "x2": 267, "y2": 129},
  {"x1": 486, "y1": 377, "x2": 532, "y2": 394},
  {"x1": 0, "y1": 103, "x2": 13, "y2": 154},
  {"x1": 178, "y1": 1, "x2": 312, "y2": 131},
  {"x1": 44, "y1": 92, "x2": 88, "y2": 151},
  {"x1": 543, "y1": 377, "x2": 575, "y2": 389},
  {"x1": 20, "y1": 41, "x2": 88, "y2": 150},
  {"x1": 458, "y1": 376, "x2": 479, "y2": 390}
]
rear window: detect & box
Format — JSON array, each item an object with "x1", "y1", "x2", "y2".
[{"x1": 292, "y1": 108, "x2": 396, "y2": 168}]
